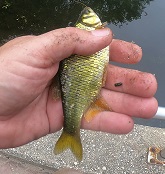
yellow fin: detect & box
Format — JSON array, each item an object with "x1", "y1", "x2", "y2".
[
  {"x1": 84, "y1": 96, "x2": 112, "y2": 122},
  {"x1": 54, "y1": 131, "x2": 83, "y2": 161}
]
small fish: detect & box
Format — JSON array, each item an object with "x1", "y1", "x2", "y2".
[{"x1": 54, "y1": 6, "x2": 110, "y2": 161}]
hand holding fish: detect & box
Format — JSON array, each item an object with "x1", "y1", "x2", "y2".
[{"x1": 0, "y1": 27, "x2": 157, "y2": 149}]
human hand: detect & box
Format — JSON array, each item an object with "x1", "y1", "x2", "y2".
[{"x1": 0, "y1": 27, "x2": 157, "y2": 148}]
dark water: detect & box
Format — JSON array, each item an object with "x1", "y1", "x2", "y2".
[{"x1": 0, "y1": 0, "x2": 165, "y2": 127}]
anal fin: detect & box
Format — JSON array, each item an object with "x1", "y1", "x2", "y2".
[{"x1": 84, "y1": 96, "x2": 112, "y2": 122}]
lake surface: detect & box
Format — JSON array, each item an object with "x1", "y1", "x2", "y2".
[{"x1": 0, "y1": 0, "x2": 165, "y2": 127}]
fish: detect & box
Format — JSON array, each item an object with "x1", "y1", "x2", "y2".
[{"x1": 54, "y1": 6, "x2": 110, "y2": 161}]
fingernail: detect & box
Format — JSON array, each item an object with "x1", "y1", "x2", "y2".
[{"x1": 91, "y1": 28, "x2": 110, "y2": 37}]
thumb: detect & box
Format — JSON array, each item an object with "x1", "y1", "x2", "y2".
[{"x1": 36, "y1": 27, "x2": 112, "y2": 62}]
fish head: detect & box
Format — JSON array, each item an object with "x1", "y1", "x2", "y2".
[{"x1": 76, "y1": 7, "x2": 102, "y2": 28}]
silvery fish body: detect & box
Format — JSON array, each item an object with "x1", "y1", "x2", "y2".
[{"x1": 54, "y1": 7, "x2": 109, "y2": 161}]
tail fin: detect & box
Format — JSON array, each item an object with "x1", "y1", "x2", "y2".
[{"x1": 54, "y1": 130, "x2": 83, "y2": 161}]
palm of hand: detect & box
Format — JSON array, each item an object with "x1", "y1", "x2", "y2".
[{"x1": 0, "y1": 36, "x2": 63, "y2": 148}]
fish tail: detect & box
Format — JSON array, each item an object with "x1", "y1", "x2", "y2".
[{"x1": 54, "y1": 130, "x2": 83, "y2": 161}]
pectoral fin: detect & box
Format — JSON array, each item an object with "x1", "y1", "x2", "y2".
[
  {"x1": 50, "y1": 72, "x2": 61, "y2": 100},
  {"x1": 84, "y1": 96, "x2": 112, "y2": 122}
]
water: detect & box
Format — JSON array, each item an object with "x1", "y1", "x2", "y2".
[{"x1": 0, "y1": 0, "x2": 165, "y2": 127}]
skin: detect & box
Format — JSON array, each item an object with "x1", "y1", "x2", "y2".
[{"x1": 0, "y1": 27, "x2": 158, "y2": 148}]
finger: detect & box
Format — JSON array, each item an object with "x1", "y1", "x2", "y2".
[
  {"x1": 105, "y1": 65, "x2": 157, "y2": 98},
  {"x1": 110, "y1": 39, "x2": 142, "y2": 64},
  {"x1": 47, "y1": 94, "x2": 133, "y2": 134},
  {"x1": 49, "y1": 99, "x2": 134, "y2": 134},
  {"x1": 81, "y1": 111, "x2": 134, "y2": 134},
  {"x1": 36, "y1": 27, "x2": 112, "y2": 63},
  {"x1": 101, "y1": 89, "x2": 158, "y2": 119}
]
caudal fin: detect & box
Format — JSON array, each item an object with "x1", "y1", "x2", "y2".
[{"x1": 54, "y1": 131, "x2": 83, "y2": 161}]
